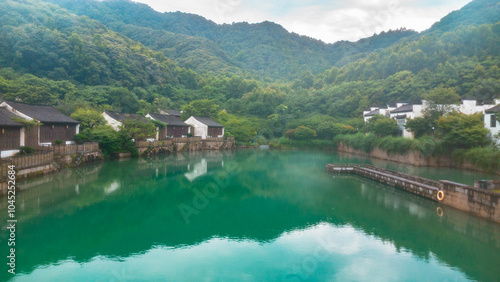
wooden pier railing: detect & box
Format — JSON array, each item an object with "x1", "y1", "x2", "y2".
[
  {"x1": 38, "y1": 142, "x2": 100, "y2": 155},
  {"x1": 0, "y1": 151, "x2": 54, "y2": 178}
]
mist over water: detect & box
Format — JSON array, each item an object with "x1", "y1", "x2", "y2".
[{"x1": 1, "y1": 150, "x2": 499, "y2": 281}]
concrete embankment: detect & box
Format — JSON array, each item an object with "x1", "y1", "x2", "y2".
[
  {"x1": 327, "y1": 163, "x2": 500, "y2": 224},
  {"x1": 336, "y1": 143, "x2": 498, "y2": 175}
]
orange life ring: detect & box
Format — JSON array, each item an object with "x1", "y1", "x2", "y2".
[{"x1": 437, "y1": 190, "x2": 444, "y2": 201}]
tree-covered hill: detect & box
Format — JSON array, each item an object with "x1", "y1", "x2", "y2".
[
  {"x1": 0, "y1": 0, "x2": 179, "y2": 88},
  {"x1": 0, "y1": 0, "x2": 498, "y2": 145},
  {"x1": 424, "y1": 0, "x2": 500, "y2": 35},
  {"x1": 45, "y1": 0, "x2": 418, "y2": 79}
]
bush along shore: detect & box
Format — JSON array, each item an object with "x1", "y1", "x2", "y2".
[{"x1": 270, "y1": 133, "x2": 499, "y2": 175}]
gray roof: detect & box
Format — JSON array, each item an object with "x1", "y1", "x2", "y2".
[
  {"x1": 165, "y1": 110, "x2": 182, "y2": 117},
  {"x1": 104, "y1": 111, "x2": 150, "y2": 124},
  {"x1": 364, "y1": 109, "x2": 380, "y2": 117},
  {"x1": 5, "y1": 101, "x2": 79, "y2": 124},
  {"x1": 391, "y1": 104, "x2": 414, "y2": 114},
  {"x1": 0, "y1": 108, "x2": 25, "y2": 127},
  {"x1": 148, "y1": 113, "x2": 189, "y2": 126},
  {"x1": 462, "y1": 96, "x2": 477, "y2": 101},
  {"x1": 485, "y1": 104, "x2": 500, "y2": 113},
  {"x1": 191, "y1": 116, "x2": 223, "y2": 127}
]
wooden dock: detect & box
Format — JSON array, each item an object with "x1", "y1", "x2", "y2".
[{"x1": 326, "y1": 163, "x2": 500, "y2": 223}]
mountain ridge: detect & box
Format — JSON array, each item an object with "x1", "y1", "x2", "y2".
[{"x1": 45, "y1": 0, "x2": 419, "y2": 79}]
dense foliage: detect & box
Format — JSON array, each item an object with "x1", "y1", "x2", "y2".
[{"x1": 0, "y1": 0, "x2": 499, "y2": 161}]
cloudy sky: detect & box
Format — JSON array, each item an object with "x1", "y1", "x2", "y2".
[{"x1": 132, "y1": 0, "x2": 471, "y2": 43}]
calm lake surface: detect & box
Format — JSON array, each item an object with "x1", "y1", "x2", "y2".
[{"x1": 1, "y1": 150, "x2": 499, "y2": 281}]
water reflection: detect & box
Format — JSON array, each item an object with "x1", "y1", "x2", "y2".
[
  {"x1": 0, "y1": 150, "x2": 499, "y2": 281},
  {"x1": 12, "y1": 223, "x2": 469, "y2": 282}
]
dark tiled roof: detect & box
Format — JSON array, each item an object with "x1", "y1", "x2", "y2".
[
  {"x1": 485, "y1": 104, "x2": 500, "y2": 113},
  {"x1": 104, "y1": 111, "x2": 151, "y2": 124},
  {"x1": 364, "y1": 109, "x2": 380, "y2": 117},
  {"x1": 394, "y1": 114, "x2": 407, "y2": 119},
  {"x1": 148, "y1": 113, "x2": 189, "y2": 126},
  {"x1": 0, "y1": 108, "x2": 25, "y2": 127},
  {"x1": 5, "y1": 101, "x2": 79, "y2": 124},
  {"x1": 165, "y1": 110, "x2": 182, "y2": 117},
  {"x1": 391, "y1": 104, "x2": 414, "y2": 114},
  {"x1": 191, "y1": 116, "x2": 223, "y2": 127},
  {"x1": 462, "y1": 96, "x2": 477, "y2": 101}
]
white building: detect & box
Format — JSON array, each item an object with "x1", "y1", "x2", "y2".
[
  {"x1": 184, "y1": 116, "x2": 224, "y2": 139},
  {"x1": 363, "y1": 104, "x2": 400, "y2": 122},
  {"x1": 0, "y1": 108, "x2": 26, "y2": 158},
  {"x1": 389, "y1": 104, "x2": 424, "y2": 138},
  {"x1": 102, "y1": 111, "x2": 150, "y2": 131},
  {"x1": 364, "y1": 97, "x2": 500, "y2": 139},
  {"x1": 484, "y1": 104, "x2": 500, "y2": 145}
]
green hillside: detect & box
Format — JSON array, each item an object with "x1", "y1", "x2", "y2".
[
  {"x1": 45, "y1": 0, "x2": 418, "y2": 79},
  {"x1": 0, "y1": 0, "x2": 498, "y2": 146}
]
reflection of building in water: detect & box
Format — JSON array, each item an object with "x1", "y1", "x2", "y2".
[
  {"x1": 104, "y1": 181, "x2": 120, "y2": 195},
  {"x1": 184, "y1": 158, "x2": 224, "y2": 182}
]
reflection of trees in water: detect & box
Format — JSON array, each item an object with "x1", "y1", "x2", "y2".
[{"x1": 2, "y1": 150, "x2": 499, "y2": 281}]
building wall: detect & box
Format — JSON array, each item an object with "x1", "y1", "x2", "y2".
[
  {"x1": 0, "y1": 127, "x2": 22, "y2": 150},
  {"x1": 485, "y1": 113, "x2": 499, "y2": 144},
  {"x1": 207, "y1": 127, "x2": 223, "y2": 137},
  {"x1": 184, "y1": 117, "x2": 208, "y2": 139},
  {"x1": 166, "y1": 126, "x2": 189, "y2": 138},
  {"x1": 102, "y1": 112, "x2": 122, "y2": 131},
  {"x1": 39, "y1": 124, "x2": 77, "y2": 143}
]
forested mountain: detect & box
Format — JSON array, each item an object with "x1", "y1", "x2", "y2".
[
  {"x1": 424, "y1": 0, "x2": 500, "y2": 35},
  {"x1": 0, "y1": 0, "x2": 498, "y2": 143},
  {"x1": 44, "y1": 0, "x2": 418, "y2": 79}
]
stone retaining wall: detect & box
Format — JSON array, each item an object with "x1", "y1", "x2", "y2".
[
  {"x1": 440, "y1": 180, "x2": 500, "y2": 223},
  {"x1": 327, "y1": 163, "x2": 500, "y2": 223}
]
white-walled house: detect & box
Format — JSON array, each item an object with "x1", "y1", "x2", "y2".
[
  {"x1": 389, "y1": 104, "x2": 424, "y2": 138},
  {"x1": 485, "y1": 104, "x2": 500, "y2": 145},
  {"x1": 145, "y1": 113, "x2": 190, "y2": 138},
  {"x1": 0, "y1": 101, "x2": 80, "y2": 147},
  {"x1": 102, "y1": 111, "x2": 151, "y2": 131},
  {"x1": 363, "y1": 104, "x2": 401, "y2": 122},
  {"x1": 0, "y1": 107, "x2": 26, "y2": 158},
  {"x1": 364, "y1": 97, "x2": 500, "y2": 139},
  {"x1": 184, "y1": 116, "x2": 224, "y2": 139}
]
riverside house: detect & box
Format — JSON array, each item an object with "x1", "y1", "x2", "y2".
[
  {"x1": 0, "y1": 101, "x2": 80, "y2": 147},
  {"x1": 161, "y1": 109, "x2": 182, "y2": 119},
  {"x1": 365, "y1": 98, "x2": 500, "y2": 139},
  {"x1": 145, "y1": 113, "x2": 190, "y2": 138},
  {"x1": 184, "y1": 116, "x2": 224, "y2": 139},
  {"x1": 102, "y1": 111, "x2": 149, "y2": 131},
  {"x1": 484, "y1": 104, "x2": 500, "y2": 144},
  {"x1": 0, "y1": 107, "x2": 27, "y2": 158}
]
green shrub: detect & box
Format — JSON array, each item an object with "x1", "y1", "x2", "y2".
[
  {"x1": 294, "y1": 126, "x2": 317, "y2": 140},
  {"x1": 334, "y1": 133, "x2": 377, "y2": 153},
  {"x1": 73, "y1": 133, "x2": 89, "y2": 144},
  {"x1": 453, "y1": 147, "x2": 500, "y2": 173},
  {"x1": 375, "y1": 136, "x2": 412, "y2": 155},
  {"x1": 18, "y1": 146, "x2": 35, "y2": 155}
]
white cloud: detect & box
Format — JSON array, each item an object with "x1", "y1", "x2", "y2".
[{"x1": 118, "y1": 0, "x2": 470, "y2": 42}]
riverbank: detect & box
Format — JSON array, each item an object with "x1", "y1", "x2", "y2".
[
  {"x1": 327, "y1": 163, "x2": 500, "y2": 223},
  {"x1": 269, "y1": 137, "x2": 499, "y2": 175},
  {"x1": 0, "y1": 138, "x2": 235, "y2": 195}
]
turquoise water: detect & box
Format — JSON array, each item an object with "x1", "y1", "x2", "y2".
[{"x1": 0, "y1": 150, "x2": 499, "y2": 281}]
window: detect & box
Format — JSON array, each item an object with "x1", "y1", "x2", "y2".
[{"x1": 491, "y1": 115, "x2": 497, "y2": 128}]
